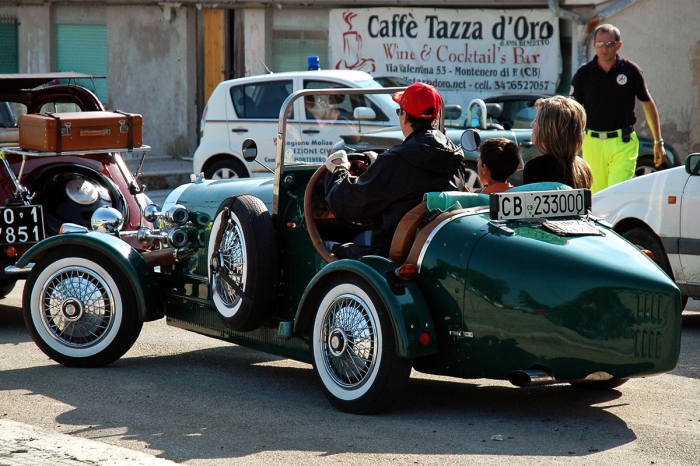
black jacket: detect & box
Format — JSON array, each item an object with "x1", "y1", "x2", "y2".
[
  {"x1": 523, "y1": 154, "x2": 573, "y2": 187},
  {"x1": 325, "y1": 129, "x2": 464, "y2": 258}
]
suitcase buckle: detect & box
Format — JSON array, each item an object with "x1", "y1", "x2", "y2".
[
  {"x1": 119, "y1": 119, "x2": 129, "y2": 134},
  {"x1": 61, "y1": 122, "x2": 71, "y2": 136}
]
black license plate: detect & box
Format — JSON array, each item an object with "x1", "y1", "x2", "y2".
[{"x1": 0, "y1": 205, "x2": 45, "y2": 246}]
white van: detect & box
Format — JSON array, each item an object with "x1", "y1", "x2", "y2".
[{"x1": 193, "y1": 70, "x2": 400, "y2": 179}]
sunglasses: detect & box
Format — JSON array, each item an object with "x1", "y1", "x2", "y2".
[
  {"x1": 395, "y1": 108, "x2": 403, "y2": 116},
  {"x1": 594, "y1": 41, "x2": 619, "y2": 48}
]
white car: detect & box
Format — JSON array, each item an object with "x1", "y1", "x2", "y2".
[
  {"x1": 193, "y1": 70, "x2": 400, "y2": 179},
  {"x1": 592, "y1": 154, "x2": 700, "y2": 309}
]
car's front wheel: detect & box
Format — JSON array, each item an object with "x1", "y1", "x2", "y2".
[
  {"x1": 311, "y1": 274, "x2": 412, "y2": 414},
  {"x1": 23, "y1": 248, "x2": 143, "y2": 367},
  {"x1": 622, "y1": 227, "x2": 689, "y2": 310}
]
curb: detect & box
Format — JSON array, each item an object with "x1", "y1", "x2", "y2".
[{"x1": 0, "y1": 419, "x2": 180, "y2": 465}]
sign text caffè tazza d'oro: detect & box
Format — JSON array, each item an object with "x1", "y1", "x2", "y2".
[{"x1": 330, "y1": 8, "x2": 561, "y2": 109}]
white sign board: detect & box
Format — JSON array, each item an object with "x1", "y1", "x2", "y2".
[{"x1": 329, "y1": 8, "x2": 561, "y2": 111}]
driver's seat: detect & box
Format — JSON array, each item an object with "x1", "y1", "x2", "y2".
[{"x1": 388, "y1": 201, "x2": 429, "y2": 264}]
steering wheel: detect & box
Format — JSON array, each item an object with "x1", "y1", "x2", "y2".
[
  {"x1": 347, "y1": 152, "x2": 372, "y2": 176},
  {"x1": 303, "y1": 152, "x2": 374, "y2": 263}
]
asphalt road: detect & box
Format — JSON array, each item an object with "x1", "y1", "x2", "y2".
[{"x1": 1, "y1": 281, "x2": 699, "y2": 465}]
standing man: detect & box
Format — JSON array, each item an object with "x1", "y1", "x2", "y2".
[{"x1": 571, "y1": 23, "x2": 665, "y2": 194}]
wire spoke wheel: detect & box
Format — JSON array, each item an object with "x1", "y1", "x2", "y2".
[
  {"x1": 312, "y1": 275, "x2": 412, "y2": 414},
  {"x1": 215, "y1": 220, "x2": 247, "y2": 308},
  {"x1": 208, "y1": 195, "x2": 279, "y2": 331},
  {"x1": 23, "y1": 250, "x2": 142, "y2": 367},
  {"x1": 41, "y1": 266, "x2": 115, "y2": 348},
  {"x1": 321, "y1": 294, "x2": 377, "y2": 389}
]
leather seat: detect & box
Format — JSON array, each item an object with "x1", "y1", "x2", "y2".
[{"x1": 388, "y1": 201, "x2": 429, "y2": 264}]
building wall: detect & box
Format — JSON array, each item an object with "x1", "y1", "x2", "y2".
[
  {"x1": 0, "y1": 3, "x2": 198, "y2": 158},
  {"x1": 106, "y1": 4, "x2": 197, "y2": 158},
  {"x1": 17, "y1": 4, "x2": 51, "y2": 73}
]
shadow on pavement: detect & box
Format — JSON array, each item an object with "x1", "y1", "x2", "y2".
[{"x1": 0, "y1": 343, "x2": 635, "y2": 463}]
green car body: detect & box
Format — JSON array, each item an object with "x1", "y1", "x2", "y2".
[{"x1": 13, "y1": 89, "x2": 683, "y2": 414}]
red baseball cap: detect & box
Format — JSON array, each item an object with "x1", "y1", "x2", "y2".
[{"x1": 392, "y1": 82, "x2": 442, "y2": 119}]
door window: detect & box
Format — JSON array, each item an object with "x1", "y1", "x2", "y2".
[
  {"x1": 230, "y1": 80, "x2": 293, "y2": 119},
  {"x1": 303, "y1": 80, "x2": 389, "y2": 122}
]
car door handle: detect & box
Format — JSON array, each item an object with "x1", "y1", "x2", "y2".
[
  {"x1": 520, "y1": 141, "x2": 533, "y2": 147},
  {"x1": 231, "y1": 128, "x2": 249, "y2": 133},
  {"x1": 302, "y1": 129, "x2": 320, "y2": 134}
]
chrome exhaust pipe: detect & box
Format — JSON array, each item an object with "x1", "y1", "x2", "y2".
[{"x1": 509, "y1": 369, "x2": 556, "y2": 387}]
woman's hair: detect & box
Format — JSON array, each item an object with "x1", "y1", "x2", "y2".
[{"x1": 534, "y1": 96, "x2": 592, "y2": 189}]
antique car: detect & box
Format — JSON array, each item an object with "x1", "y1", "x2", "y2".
[
  {"x1": 11, "y1": 88, "x2": 682, "y2": 415},
  {"x1": 592, "y1": 153, "x2": 700, "y2": 311},
  {"x1": 0, "y1": 72, "x2": 151, "y2": 298}
]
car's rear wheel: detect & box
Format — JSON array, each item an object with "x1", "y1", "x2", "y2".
[
  {"x1": 208, "y1": 195, "x2": 278, "y2": 331},
  {"x1": 311, "y1": 274, "x2": 412, "y2": 414},
  {"x1": 23, "y1": 248, "x2": 142, "y2": 367},
  {"x1": 205, "y1": 158, "x2": 249, "y2": 180}
]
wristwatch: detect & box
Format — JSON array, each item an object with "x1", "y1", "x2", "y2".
[{"x1": 654, "y1": 139, "x2": 664, "y2": 146}]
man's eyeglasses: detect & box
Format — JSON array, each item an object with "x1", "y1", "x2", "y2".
[
  {"x1": 396, "y1": 108, "x2": 403, "y2": 116},
  {"x1": 594, "y1": 41, "x2": 619, "y2": 48}
]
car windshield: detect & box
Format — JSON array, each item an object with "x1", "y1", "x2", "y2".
[{"x1": 356, "y1": 79, "x2": 399, "y2": 109}]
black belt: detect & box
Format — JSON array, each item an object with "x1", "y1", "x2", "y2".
[{"x1": 586, "y1": 126, "x2": 634, "y2": 139}]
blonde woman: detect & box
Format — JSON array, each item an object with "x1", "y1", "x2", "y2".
[{"x1": 523, "y1": 95, "x2": 593, "y2": 189}]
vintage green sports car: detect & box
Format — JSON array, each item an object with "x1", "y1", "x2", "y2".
[{"x1": 10, "y1": 89, "x2": 682, "y2": 414}]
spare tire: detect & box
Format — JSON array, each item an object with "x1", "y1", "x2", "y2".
[{"x1": 208, "y1": 195, "x2": 279, "y2": 331}]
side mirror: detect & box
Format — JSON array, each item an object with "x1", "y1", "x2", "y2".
[
  {"x1": 242, "y1": 139, "x2": 258, "y2": 162},
  {"x1": 444, "y1": 104, "x2": 463, "y2": 120},
  {"x1": 460, "y1": 129, "x2": 481, "y2": 152},
  {"x1": 685, "y1": 153, "x2": 700, "y2": 175},
  {"x1": 353, "y1": 107, "x2": 377, "y2": 121}
]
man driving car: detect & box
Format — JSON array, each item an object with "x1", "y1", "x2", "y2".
[{"x1": 324, "y1": 82, "x2": 465, "y2": 259}]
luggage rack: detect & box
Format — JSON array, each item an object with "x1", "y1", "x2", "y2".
[{"x1": 1, "y1": 145, "x2": 151, "y2": 205}]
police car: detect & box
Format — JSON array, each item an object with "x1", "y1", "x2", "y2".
[{"x1": 193, "y1": 70, "x2": 400, "y2": 179}]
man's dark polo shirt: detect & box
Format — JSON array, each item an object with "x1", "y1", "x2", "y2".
[{"x1": 571, "y1": 55, "x2": 651, "y2": 131}]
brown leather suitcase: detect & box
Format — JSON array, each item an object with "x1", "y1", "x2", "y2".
[{"x1": 18, "y1": 111, "x2": 143, "y2": 152}]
